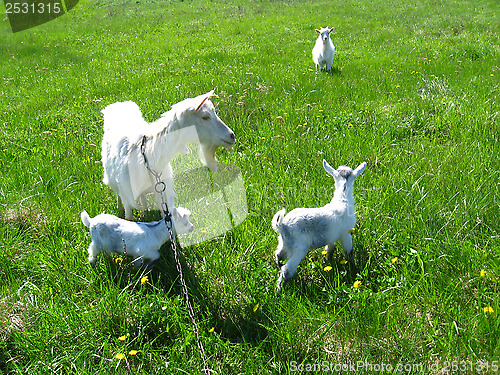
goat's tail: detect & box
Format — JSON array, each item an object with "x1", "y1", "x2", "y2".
[
  {"x1": 80, "y1": 211, "x2": 91, "y2": 228},
  {"x1": 101, "y1": 101, "x2": 147, "y2": 135},
  {"x1": 272, "y1": 208, "x2": 286, "y2": 232}
]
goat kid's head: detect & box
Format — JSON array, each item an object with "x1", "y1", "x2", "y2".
[
  {"x1": 316, "y1": 27, "x2": 334, "y2": 43},
  {"x1": 180, "y1": 90, "x2": 236, "y2": 172},
  {"x1": 323, "y1": 160, "x2": 367, "y2": 195},
  {"x1": 172, "y1": 206, "x2": 194, "y2": 234}
]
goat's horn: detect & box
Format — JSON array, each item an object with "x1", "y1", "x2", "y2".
[{"x1": 196, "y1": 90, "x2": 215, "y2": 111}]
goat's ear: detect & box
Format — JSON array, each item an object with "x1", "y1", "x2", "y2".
[
  {"x1": 196, "y1": 90, "x2": 215, "y2": 111},
  {"x1": 323, "y1": 159, "x2": 339, "y2": 178},
  {"x1": 329, "y1": 27, "x2": 334, "y2": 33},
  {"x1": 172, "y1": 207, "x2": 179, "y2": 218},
  {"x1": 353, "y1": 162, "x2": 367, "y2": 178},
  {"x1": 315, "y1": 29, "x2": 321, "y2": 33}
]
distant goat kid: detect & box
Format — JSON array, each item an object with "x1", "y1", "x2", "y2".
[
  {"x1": 81, "y1": 207, "x2": 194, "y2": 269},
  {"x1": 101, "y1": 91, "x2": 236, "y2": 220},
  {"x1": 312, "y1": 27, "x2": 335, "y2": 71},
  {"x1": 272, "y1": 160, "x2": 367, "y2": 293}
]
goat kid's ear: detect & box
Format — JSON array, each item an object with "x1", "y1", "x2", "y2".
[
  {"x1": 315, "y1": 29, "x2": 321, "y2": 33},
  {"x1": 323, "y1": 159, "x2": 339, "y2": 178},
  {"x1": 329, "y1": 27, "x2": 334, "y2": 33},
  {"x1": 353, "y1": 162, "x2": 368, "y2": 178},
  {"x1": 196, "y1": 90, "x2": 215, "y2": 111},
  {"x1": 172, "y1": 207, "x2": 179, "y2": 218}
]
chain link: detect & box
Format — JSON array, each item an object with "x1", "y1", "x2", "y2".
[{"x1": 141, "y1": 136, "x2": 209, "y2": 374}]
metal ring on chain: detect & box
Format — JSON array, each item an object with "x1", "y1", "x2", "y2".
[{"x1": 155, "y1": 181, "x2": 166, "y2": 193}]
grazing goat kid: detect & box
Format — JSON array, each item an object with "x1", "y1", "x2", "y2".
[
  {"x1": 312, "y1": 27, "x2": 335, "y2": 71},
  {"x1": 101, "y1": 90, "x2": 236, "y2": 220},
  {"x1": 81, "y1": 207, "x2": 194, "y2": 269},
  {"x1": 272, "y1": 160, "x2": 367, "y2": 294}
]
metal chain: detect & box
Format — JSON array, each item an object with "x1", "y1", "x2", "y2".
[{"x1": 141, "y1": 136, "x2": 209, "y2": 375}]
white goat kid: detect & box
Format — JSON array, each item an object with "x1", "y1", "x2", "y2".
[
  {"x1": 101, "y1": 90, "x2": 236, "y2": 220},
  {"x1": 272, "y1": 160, "x2": 367, "y2": 293},
  {"x1": 81, "y1": 207, "x2": 194, "y2": 269},
  {"x1": 312, "y1": 27, "x2": 335, "y2": 71}
]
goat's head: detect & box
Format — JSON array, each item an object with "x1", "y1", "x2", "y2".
[
  {"x1": 172, "y1": 206, "x2": 194, "y2": 234},
  {"x1": 176, "y1": 90, "x2": 236, "y2": 172},
  {"x1": 316, "y1": 27, "x2": 334, "y2": 43},
  {"x1": 323, "y1": 160, "x2": 367, "y2": 195}
]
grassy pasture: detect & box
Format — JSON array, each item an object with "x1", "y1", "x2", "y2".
[{"x1": 0, "y1": 0, "x2": 499, "y2": 373}]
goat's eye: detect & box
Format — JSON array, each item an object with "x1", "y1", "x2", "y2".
[{"x1": 202, "y1": 115, "x2": 210, "y2": 120}]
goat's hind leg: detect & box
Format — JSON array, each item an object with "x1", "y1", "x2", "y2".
[{"x1": 276, "y1": 247, "x2": 307, "y2": 294}]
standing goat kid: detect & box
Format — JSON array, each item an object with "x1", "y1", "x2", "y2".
[
  {"x1": 312, "y1": 27, "x2": 335, "y2": 71},
  {"x1": 81, "y1": 206, "x2": 194, "y2": 269},
  {"x1": 272, "y1": 160, "x2": 367, "y2": 294},
  {"x1": 101, "y1": 91, "x2": 236, "y2": 220}
]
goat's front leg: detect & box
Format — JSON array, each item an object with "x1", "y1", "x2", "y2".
[
  {"x1": 325, "y1": 243, "x2": 337, "y2": 262},
  {"x1": 339, "y1": 232, "x2": 353, "y2": 257},
  {"x1": 339, "y1": 232, "x2": 356, "y2": 271},
  {"x1": 117, "y1": 197, "x2": 125, "y2": 218}
]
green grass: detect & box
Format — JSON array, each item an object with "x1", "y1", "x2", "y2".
[{"x1": 1, "y1": 0, "x2": 499, "y2": 373}]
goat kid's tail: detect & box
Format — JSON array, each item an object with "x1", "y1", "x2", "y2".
[
  {"x1": 80, "y1": 211, "x2": 91, "y2": 228},
  {"x1": 272, "y1": 209, "x2": 286, "y2": 232}
]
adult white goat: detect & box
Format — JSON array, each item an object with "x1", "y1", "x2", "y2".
[
  {"x1": 272, "y1": 160, "x2": 367, "y2": 294},
  {"x1": 312, "y1": 27, "x2": 335, "y2": 71},
  {"x1": 101, "y1": 91, "x2": 236, "y2": 220}
]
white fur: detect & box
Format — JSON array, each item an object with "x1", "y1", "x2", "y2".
[
  {"x1": 312, "y1": 27, "x2": 335, "y2": 71},
  {"x1": 272, "y1": 160, "x2": 367, "y2": 293},
  {"x1": 81, "y1": 207, "x2": 194, "y2": 269},
  {"x1": 101, "y1": 91, "x2": 236, "y2": 220}
]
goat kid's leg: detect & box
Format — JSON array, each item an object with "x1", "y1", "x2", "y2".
[
  {"x1": 276, "y1": 248, "x2": 307, "y2": 294},
  {"x1": 325, "y1": 243, "x2": 337, "y2": 262},
  {"x1": 87, "y1": 242, "x2": 99, "y2": 268},
  {"x1": 339, "y1": 232, "x2": 356, "y2": 270},
  {"x1": 275, "y1": 239, "x2": 286, "y2": 268},
  {"x1": 144, "y1": 253, "x2": 161, "y2": 271}
]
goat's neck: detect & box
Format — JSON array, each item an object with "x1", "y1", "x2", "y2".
[
  {"x1": 331, "y1": 185, "x2": 354, "y2": 205},
  {"x1": 150, "y1": 221, "x2": 174, "y2": 246},
  {"x1": 146, "y1": 112, "x2": 198, "y2": 171}
]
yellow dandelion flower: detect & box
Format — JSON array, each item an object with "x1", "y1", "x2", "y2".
[
  {"x1": 491, "y1": 74, "x2": 494, "y2": 77},
  {"x1": 348, "y1": 228, "x2": 356, "y2": 234},
  {"x1": 308, "y1": 68, "x2": 314, "y2": 72},
  {"x1": 353, "y1": 280, "x2": 362, "y2": 288},
  {"x1": 208, "y1": 327, "x2": 215, "y2": 333},
  {"x1": 321, "y1": 250, "x2": 328, "y2": 255},
  {"x1": 140, "y1": 276, "x2": 148, "y2": 285},
  {"x1": 118, "y1": 335, "x2": 127, "y2": 341},
  {"x1": 253, "y1": 303, "x2": 259, "y2": 312},
  {"x1": 391, "y1": 257, "x2": 398, "y2": 264},
  {"x1": 324, "y1": 266, "x2": 333, "y2": 272},
  {"x1": 129, "y1": 350, "x2": 138, "y2": 356},
  {"x1": 484, "y1": 306, "x2": 494, "y2": 314},
  {"x1": 114, "y1": 353, "x2": 125, "y2": 360},
  {"x1": 340, "y1": 260, "x2": 348, "y2": 265},
  {"x1": 115, "y1": 257, "x2": 123, "y2": 264},
  {"x1": 480, "y1": 269, "x2": 486, "y2": 277},
  {"x1": 90, "y1": 304, "x2": 95, "y2": 309}
]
